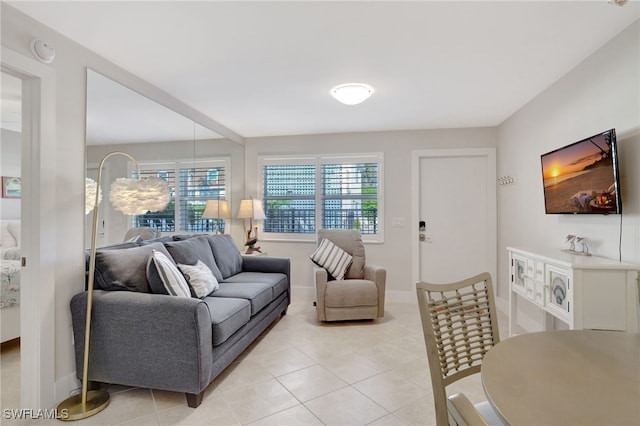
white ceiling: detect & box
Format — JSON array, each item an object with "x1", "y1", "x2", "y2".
[{"x1": 7, "y1": 1, "x2": 640, "y2": 139}]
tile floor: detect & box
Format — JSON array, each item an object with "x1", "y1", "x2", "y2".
[{"x1": 0, "y1": 293, "x2": 508, "y2": 426}]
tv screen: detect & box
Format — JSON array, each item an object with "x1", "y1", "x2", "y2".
[{"x1": 541, "y1": 129, "x2": 621, "y2": 214}]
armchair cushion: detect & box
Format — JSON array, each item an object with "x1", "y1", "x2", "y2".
[{"x1": 310, "y1": 238, "x2": 352, "y2": 280}]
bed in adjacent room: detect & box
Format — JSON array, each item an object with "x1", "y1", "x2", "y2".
[{"x1": 1, "y1": 220, "x2": 21, "y2": 343}]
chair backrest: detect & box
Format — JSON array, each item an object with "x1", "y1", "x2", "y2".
[
  {"x1": 416, "y1": 272, "x2": 500, "y2": 426},
  {"x1": 317, "y1": 229, "x2": 365, "y2": 279},
  {"x1": 123, "y1": 227, "x2": 161, "y2": 242}
]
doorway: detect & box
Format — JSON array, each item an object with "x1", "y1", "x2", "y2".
[
  {"x1": 412, "y1": 148, "x2": 497, "y2": 288},
  {"x1": 2, "y1": 46, "x2": 56, "y2": 409}
]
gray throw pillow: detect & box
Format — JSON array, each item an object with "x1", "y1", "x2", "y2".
[
  {"x1": 164, "y1": 235, "x2": 224, "y2": 282},
  {"x1": 93, "y1": 242, "x2": 171, "y2": 292}
]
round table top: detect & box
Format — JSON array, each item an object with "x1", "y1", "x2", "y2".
[{"x1": 481, "y1": 330, "x2": 640, "y2": 426}]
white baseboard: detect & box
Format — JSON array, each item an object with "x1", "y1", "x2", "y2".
[{"x1": 55, "y1": 372, "x2": 80, "y2": 405}]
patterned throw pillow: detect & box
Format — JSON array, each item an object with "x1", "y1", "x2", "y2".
[
  {"x1": 148, "y1": 249, "x2": 190, "y2": 297},
  {"x1": 310, "y1": 238, "x2": 353, "y2": 281},
  {"x1": 178, "y1": 260, "x2": 219, "y2": 298}
]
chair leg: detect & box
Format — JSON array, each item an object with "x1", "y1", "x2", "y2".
[{"x1": 185, "y1": 391, "x2": 205, "y2": 408}]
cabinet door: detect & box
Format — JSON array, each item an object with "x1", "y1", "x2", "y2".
[
  {"x1": 546, "y1": 264, "x2": 571, "y2": 320},
  {"x1": 511, "y1": 253, "x2": 527, "y2": 296}
]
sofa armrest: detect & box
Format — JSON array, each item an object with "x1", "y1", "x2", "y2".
[
  {"x1": 241, "y1": 255, "x2": 290, "y2": 276},
  {"x1": 70, "y1": 290, "x2": 213, "y2": 394},
  {"x1": 314, "y1": 266, "x2": 329, "y2": 321},
  {"x1": 364, "y1": 264, "x2": 386, "y2": 317}
]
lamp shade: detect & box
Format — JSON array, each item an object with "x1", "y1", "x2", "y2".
[
  {"x1": 85, "y1": 178, "x2": 102, "y2": 215},
  {"x1": 109, "y1": 176, "x2": 170, "y2": 215},
  {"x1": 201, "y1": 199, "x2": 231, "y2": 219},
  {"x1": 237, "y1": 198, "x2": 266, "y2": 220}
]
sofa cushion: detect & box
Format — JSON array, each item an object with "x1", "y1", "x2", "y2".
[
  {"x1": 310, "y1": 238, "x2": 353, "y2": 281},
  {"x1": 222, "y1": 272, "x2": 288, "y2": 300},
  {"x1": 213, "y1": 282, "x2": 273, "y2": 315},
  {"x1": 147, "y1": 249, "x2": 191, "y2": 297},
  {"x1": 164, "y1": 236, "x2": 224, "y2": 282},
  {"x1": 93, "y1": 242, "x2": 171, "y2": 292},
  {"x1": 201, "y1": 296, "x2": 251, "y2": 346},
  {"x1": 178, "y1": 260, "x2": 219, "y2": 298},
  {"x1": 206, "y1": 234, "x2": 243, "y2": 279}
]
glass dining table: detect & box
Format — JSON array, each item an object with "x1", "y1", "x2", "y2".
[{"x1": 481, "y1": 329, "x2": 640, "y2": 425}]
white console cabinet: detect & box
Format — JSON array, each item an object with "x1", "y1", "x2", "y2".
[{"x1": 508, "y1": 247, "x2": 639, "y2": 336}]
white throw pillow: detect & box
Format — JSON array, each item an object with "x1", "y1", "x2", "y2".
[
  {"x1": 150, "y1": 249, "x2": 191, "y2": 297},
  {"x1": 7, "y1": 222, "x2": 20, "y2": 246},
  {"x1": 310, "y1": 238, "x2": 353, "y2": 280},
  {"x1": 178, "y1": 260, "x2": 219, "y2": 298},
  {"x1": 1, "y1": 224, "x2": 16, "y2": 248}
]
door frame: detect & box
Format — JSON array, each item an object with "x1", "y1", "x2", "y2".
[
  {"x1": 2, "y1": 46, "x2": 57, "y2": 409},
  {"x1": 411, "y1": 148, "x2": 497, "y2": 290}
]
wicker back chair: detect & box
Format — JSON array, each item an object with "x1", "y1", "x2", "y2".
[{"x1": 416, "y1": 272, "x2": 504, "y2": 426}]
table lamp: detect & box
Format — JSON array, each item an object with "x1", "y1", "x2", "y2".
[
  {"x1": 236, "y1": 197, "x2": 266, "y2": 254},
  {"x1": 201, "y1": 199, "x2": 231, "y2": 233}
]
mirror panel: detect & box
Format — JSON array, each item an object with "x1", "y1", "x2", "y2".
[{"x1": 86, "y1": 69, "x2": 244, "y2": 247}]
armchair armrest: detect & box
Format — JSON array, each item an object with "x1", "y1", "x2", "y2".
[
  {"x1": 70, "y1": 290, "x2": 213, "y2": 394},
  {"x1": 364, "y1": 264, "x2": 386, "y2": 317},
  {"x1": 314, "y1": 267, "x2": 329, "y2": 321}
]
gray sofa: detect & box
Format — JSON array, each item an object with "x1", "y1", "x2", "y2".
[{"x1": 70, "y1": 234, "x2": 290, "y2": 408}]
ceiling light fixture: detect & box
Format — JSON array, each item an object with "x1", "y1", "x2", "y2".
[
  {"x1": 330, "y1": 83, "x2": 374, "y2": 105},
  {"x1": 608, "y1": 0, "x2": 628, "y2": 5}
]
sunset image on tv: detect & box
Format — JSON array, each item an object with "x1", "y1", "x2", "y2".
[{"x1": 541, "y1": 129, "x2": 620, "y2": 214}]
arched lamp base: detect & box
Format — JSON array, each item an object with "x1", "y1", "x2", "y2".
[{"x1": 56, "y1": 390, "x2": 110, "y2": 421}]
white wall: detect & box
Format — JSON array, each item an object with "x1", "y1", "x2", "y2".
[
  {"x1": 0, "y1": 129, "x2": 21, "y2": 219},
  {"x1": 245, "y1": 128, "x2": 497, "y2": 299},
  {"x1": 497, "y1": 21, "x2": 640, "y2": 312}
]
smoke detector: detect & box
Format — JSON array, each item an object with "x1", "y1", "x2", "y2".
[{"x1": 30, "y1": 39, "x2": 56, "y2": 64}]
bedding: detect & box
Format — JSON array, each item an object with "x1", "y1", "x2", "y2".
[
  {"x1": 0, "y1": 220, "x2": 21, "y2": 343},
  {"x1": 1, "y1": 259, "x2": 21, "y2": 308}
]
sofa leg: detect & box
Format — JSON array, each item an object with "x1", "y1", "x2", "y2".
[
  {"x1": 185, "y1": 391, "x2": 205, "y2": 408},
  {"x1": 281, "y1": 308, "x2": 288, "y2": 316}
]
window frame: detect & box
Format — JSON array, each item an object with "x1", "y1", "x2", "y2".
[
  {"x1": 128, "y1": 157, "x2": 231, "y2": 234},
  {"x1": 258, "y1": 153, "x2": 384, "y2": 243}
]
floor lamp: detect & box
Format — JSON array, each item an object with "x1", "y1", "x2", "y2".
[{"x1": 57, "y1": 152, "x2": 170, "y2": 421}]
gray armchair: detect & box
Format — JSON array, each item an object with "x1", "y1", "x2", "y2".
[{"x1": 313, "y1": 229, "x2": 386, "y2": 321}]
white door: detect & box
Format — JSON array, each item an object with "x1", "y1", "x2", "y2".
[{"x1": 412, "y1": 149, "x2": 497, "y2": 287}]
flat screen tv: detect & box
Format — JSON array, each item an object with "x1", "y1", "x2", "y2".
[{"x1": 541, "y1": 129, "x2": 621, "y2": 214}]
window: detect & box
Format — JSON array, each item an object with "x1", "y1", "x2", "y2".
[
  {"x1": 260, "y1": 154, "x2": 383, "y2": 242},
  {"x1": 131, "y1": 159, "x2": 230, "y2": 233}
]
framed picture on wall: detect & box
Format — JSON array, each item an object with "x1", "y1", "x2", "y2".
[{"x1": 2, "y1": 176, "x2": 21, "y2": 198}]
